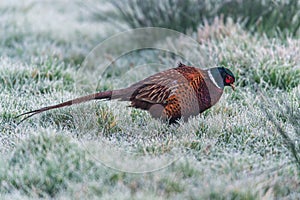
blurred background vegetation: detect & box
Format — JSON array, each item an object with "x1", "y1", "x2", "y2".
[{"x1": 91, "y1": 0, "x2": 300, "y2": 38}]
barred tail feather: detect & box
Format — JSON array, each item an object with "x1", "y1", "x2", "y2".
[{"x1": 16, "y1": 91, "x2": 113, "y2": 123}]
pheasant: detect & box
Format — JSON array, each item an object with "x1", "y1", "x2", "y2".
[{"x1": 17, "y1": 63, "x2": 235, "y2": 124}]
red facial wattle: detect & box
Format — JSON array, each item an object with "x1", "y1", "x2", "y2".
[{"x1": 225, "y1": 76, "x2": 235, "y2": 90}]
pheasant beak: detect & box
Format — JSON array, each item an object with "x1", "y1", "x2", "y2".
[{"x1": 230, "y1": 83, "x2": 235, "y2": 91}]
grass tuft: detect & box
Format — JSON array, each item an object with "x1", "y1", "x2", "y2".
[
  {"x1": 1, "y1": 131, "x2": 98, "y2": 197},
  {"x1": 0, "y1": 58, "x2": 75, "y2": 94},
  {"x1": 96, "y1": 105, "x2": 121, "y2": 135}
]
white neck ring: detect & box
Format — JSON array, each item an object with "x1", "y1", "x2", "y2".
[{"x1": 208, "y1": 70, "x2": 222, "y2": 89}]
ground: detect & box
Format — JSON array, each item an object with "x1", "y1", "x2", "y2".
[{"x1": 0, "y1": 0, "x2": 299, "y2": 199}]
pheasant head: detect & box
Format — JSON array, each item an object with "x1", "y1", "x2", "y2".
[{"x1": 207, "y1": 67, "x2": 236, "y2": 90}]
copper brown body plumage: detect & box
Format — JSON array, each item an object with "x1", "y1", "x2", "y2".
[{"x1": 17, "y1": 63, "x2": 235, "y2": 124}]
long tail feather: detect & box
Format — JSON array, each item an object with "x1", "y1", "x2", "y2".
[{"x1": 16, "y1": 91, "x2": 113, "y2": 123}]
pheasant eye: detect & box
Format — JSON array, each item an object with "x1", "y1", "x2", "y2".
[{"x1": 225, "y1": 76, "x2": 233, "y2": 84}]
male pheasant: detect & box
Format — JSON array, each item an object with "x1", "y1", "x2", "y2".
[{"x1": 17, "y1": 63, "x2": 235, "y2": 124}]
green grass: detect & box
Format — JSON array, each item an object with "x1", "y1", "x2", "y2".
[
  {"x1": 0, "y1": 58, "x2": 75, "y2": 94},
  {"x1": 0, "y1": 0, "x2": 299, "y2": 199},
  {"x1": 2, "y1": 132, "x2": 96, "y2": 197}
]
